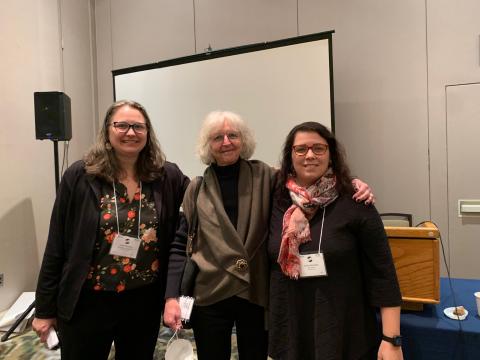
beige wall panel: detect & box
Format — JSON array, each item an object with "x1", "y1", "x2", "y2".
[
  {"x1": 94, "y1": 0, "x2": 114, "y2": 122},
  {"x1": 298, "y1": 0, "x2": 430, "y2": 225},
  {"x1": 427, "y1": 0, "x2": 480, "y2": 273},
  {"x1": 427, "y1": 0, "x2": 480, "y2": 85},
  {"x1": 446, "y1": 83, "x2": 480, "y2": 279},
  {"x1": 0, "y1": 0, "x2": 63, "y2": 311},
  {"x1": 0, "y1": 0, "x2": 96, "y2": 311},
  {"x1": 195, "y1": 0, "x2": 297, "y2": 52},
  {"x1": 110, "y1": 0, "x2": 195, "y2": 70},
  {"x1": 61, "y1": 0, "x2": 96, "y2": 161}
]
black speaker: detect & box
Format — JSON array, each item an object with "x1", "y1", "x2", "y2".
[{"x1": 34, "y1": 91, "x2": 72, "y2": 140}]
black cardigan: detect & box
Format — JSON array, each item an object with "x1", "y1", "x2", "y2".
[{"x1": 35, "y1": 160, "x2": 189, "y2": 321}]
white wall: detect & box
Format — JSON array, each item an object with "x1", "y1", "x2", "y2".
[{"x1": 0, "y1": 0, "x2": 96, "y2": 311}]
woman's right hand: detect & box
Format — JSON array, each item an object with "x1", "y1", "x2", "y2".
[
  {"x1": 32, "y1": 317, "x2": 56, "y2": 343},
  {"x1": 163, "y1": 298, "x2": 182, "y2": 331}
]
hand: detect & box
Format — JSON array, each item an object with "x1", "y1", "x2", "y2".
[
  {"x1": 351, "y1": 178, "x2": 375, "y2": 205},
  {"x1": 32, "y1": 317, "x2": 56, "y2": 343},
  {"x1": 163, "y1": 298, "x2": 182, "y2": 331},
  {"x1": 377, "y1": 340, "x2": 403, "y2": 360}
]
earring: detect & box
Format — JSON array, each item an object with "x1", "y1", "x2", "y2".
[{"x1": 105, "y1": 142, "x2": 112, "y2": 150}]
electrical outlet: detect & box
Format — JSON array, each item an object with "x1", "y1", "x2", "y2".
[{"x1": 0, "y1": 273, "x2": 3, "y2": 287}]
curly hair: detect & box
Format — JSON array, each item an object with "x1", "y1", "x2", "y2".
[
  {"x1": 278, "y1": 121, "x2": 354, "y2": 195},
  {"x1": 84, "y1": 100, "x2": 166, "y2": 182},
  {"x1": 196, "y1": 111, "x2": 256, "y2": 165}
]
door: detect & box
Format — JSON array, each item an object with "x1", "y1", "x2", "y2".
[{"x1": 446, "y1": 83, "x2": 480, "y2": 279}]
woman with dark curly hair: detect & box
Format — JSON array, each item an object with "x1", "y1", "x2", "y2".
[
  {"x1": 268, "y1": 122, "x2": 403, "y2": 360},
  {"x1": 33, "y1": 100, "x2": 188, "y2": 359}
]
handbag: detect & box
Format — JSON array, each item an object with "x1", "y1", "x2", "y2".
[
  {"x1": 165, "y1": 330, "x2": 194, "y2": 360},
  {"x1": 179, "y1": 177, "x2": 202, "y2": 297}
]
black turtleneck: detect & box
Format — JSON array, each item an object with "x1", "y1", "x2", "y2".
[{"x1": 212, "y1": 160, "x2": 240, "y2": 229}]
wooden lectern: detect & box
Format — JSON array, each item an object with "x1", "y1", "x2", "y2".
[{"x1": 385, "y1": 221, "x2": 440, "y2": 310}]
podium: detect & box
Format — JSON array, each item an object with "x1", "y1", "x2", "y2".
[{"x1": 385, "y1": 221, "x2": 440, "y2": 310}]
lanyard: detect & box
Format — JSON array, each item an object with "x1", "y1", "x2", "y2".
[
  {"x1": 112, "y1": 181, "x2": 142, "y2": 239},
  {"x1": 317, "y1": 206, "x2": 326, "y2": 254}
]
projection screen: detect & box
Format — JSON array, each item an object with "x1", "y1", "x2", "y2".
[{"x1": 113, "y1": 31, "x2": 334, "y2": 178}]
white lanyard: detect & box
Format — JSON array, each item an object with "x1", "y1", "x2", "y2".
[
  {"x1": 316, "y1": 206, "x2": 326, "y2": 254},
  {"x1": 299, "y1": 206, "x2": 328, "y2": 278},
  {"x1": 112, "y1": 181, "x2": 142, "y2": 238}
]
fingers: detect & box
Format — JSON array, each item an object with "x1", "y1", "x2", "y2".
[
  {"x1": 352, "y1": 185, "x2": 370, "y2": 201},
  {"x1": 352, "y1": 190, "x2": 375, "y2": 204},
  {"x1": 165, "y1": 315, "x2": 182, "y2": 330},
  {"x1": 353, "y1": 188, "x2": 371, "y2": 201},
  {"x1": 39, "y1": 330, "x2": 50, "y2": 343},
  {"x1": 32, "y1": 317, "x2": 57, "y2": 344},
  {"x1": 34, "y1": 326, "x2": 50, "y2": 343},
  {"x1": 173, "y1": 319, "x2": 183, "y2": 331},
  {"x1": 365, "y1": 192, "x2": 375, "y2": 205}
]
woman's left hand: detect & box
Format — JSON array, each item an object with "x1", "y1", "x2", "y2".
[
  {"x1": 377, "y1": 340, "x2": 404, "y2": 360},
  {"x1": 351, "y1": 178, "x2": 375, "y2": 204},
  {"x1": 163, "y1": 298, "x2": 183, "y2": 331}
]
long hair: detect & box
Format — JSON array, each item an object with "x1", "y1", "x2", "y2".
[
  {"x1": 196, "y1": 111, "x2": 256, "y2": 165},
  {"x1": 84, "y1": 100, "x2": 166, "y2": 182},
  {"x1": 278, "y1": 121, "x2": 354, "y2": 195}
]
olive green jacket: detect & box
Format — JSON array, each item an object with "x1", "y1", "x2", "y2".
[{"x1": 183, "y1": 159, "x2": 276, "y2": 307}]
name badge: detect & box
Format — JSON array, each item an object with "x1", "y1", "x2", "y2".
[
  {"x1": 109, "y1": 234, "x2": 141, "y2": 259},
  {"x1": 299, "y1": 252, "x2": 328, "y2": 278},
  {"x1": 179, "y1": 296, "x2": 195, "y2": 322}
]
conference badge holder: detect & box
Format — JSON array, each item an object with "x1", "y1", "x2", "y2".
[
  {"x1": 299, "y1": 252, "x2": 328, "y2": 278},
  {"x1": 108, "y1": 181, "x2": 143, "y2": 259},
  {"x1": 109, "y1": 234, "x2": 141, "y2": 259},
  {"x1": 179, "y1": 296, "x2": 194, "y2": 323}
]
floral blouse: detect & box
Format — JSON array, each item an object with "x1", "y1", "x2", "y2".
[{"x1": 86, "y1": 181, "x2": 159, "y2": 292}]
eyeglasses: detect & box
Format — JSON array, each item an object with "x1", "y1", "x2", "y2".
[
  {"x1": 292, "y1": 143, "x2": 329, "y2": 156},
  {"x1": 111, "y1": 121, "x2": 148, "y2": 134},
  {"x1": 211, "y1": 132, "x2": 240, "y2": 143}
]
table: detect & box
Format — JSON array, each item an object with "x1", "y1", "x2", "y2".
[{"x1": 400, "y1": 278, "x2": 480, "y2": 360}]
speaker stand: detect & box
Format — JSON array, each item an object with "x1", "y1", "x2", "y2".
[{"x1": 53, "y1": 140, "x2": 60, "y2": 190}]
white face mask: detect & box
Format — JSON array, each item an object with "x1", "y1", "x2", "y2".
[{"x1": 165, "y1": 331, "x2": 194, "y2": 360}]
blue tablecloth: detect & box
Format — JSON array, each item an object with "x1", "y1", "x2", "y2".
[{"x1": 401, "y1": 278, "x2": 480, "y2": 360}]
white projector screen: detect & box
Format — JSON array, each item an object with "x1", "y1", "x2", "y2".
[{"x1": 113, "y1": 32, "x2": 334, "y2": 179}]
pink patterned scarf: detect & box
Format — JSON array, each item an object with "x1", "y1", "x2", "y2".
[{"x1": 277, "y1": 168, "x2": 338, "y2": 279}]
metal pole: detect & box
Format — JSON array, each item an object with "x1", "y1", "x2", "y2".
[{"x1": 54, "y1": 140, "x2": 60, "y2": 191}]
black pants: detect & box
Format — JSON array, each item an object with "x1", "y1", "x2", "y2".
[
  {"x1": 57, "y1": 283, "x2": 162, "y2": 360},
  {"x1": 191, "y1": 296, "x2": 268, "y2": 360}
]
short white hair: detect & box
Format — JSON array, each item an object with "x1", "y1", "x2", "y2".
[{"x1": 196, "y1": 111, "x2": 256, "y2": 165}]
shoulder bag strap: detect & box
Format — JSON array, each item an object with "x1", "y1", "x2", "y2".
[{"x1": 186, "y1": 176, "x2": 202, "y2": 256}]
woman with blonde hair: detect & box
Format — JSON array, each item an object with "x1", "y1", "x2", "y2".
[{"x1": 33, "y1": 100, "x2": 188, "y2": 359}]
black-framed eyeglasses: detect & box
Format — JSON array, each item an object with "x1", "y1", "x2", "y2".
[
  {"x1": 111, "y1": 121, "x2": 148, "y2": 134},
  {"x1": 292, "y1": 143, "x2": 329, "y2": 156}
]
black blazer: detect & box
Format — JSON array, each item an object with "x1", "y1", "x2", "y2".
[{"x1": 35, "y1": 160, "x2": 189, "y2": 321}]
